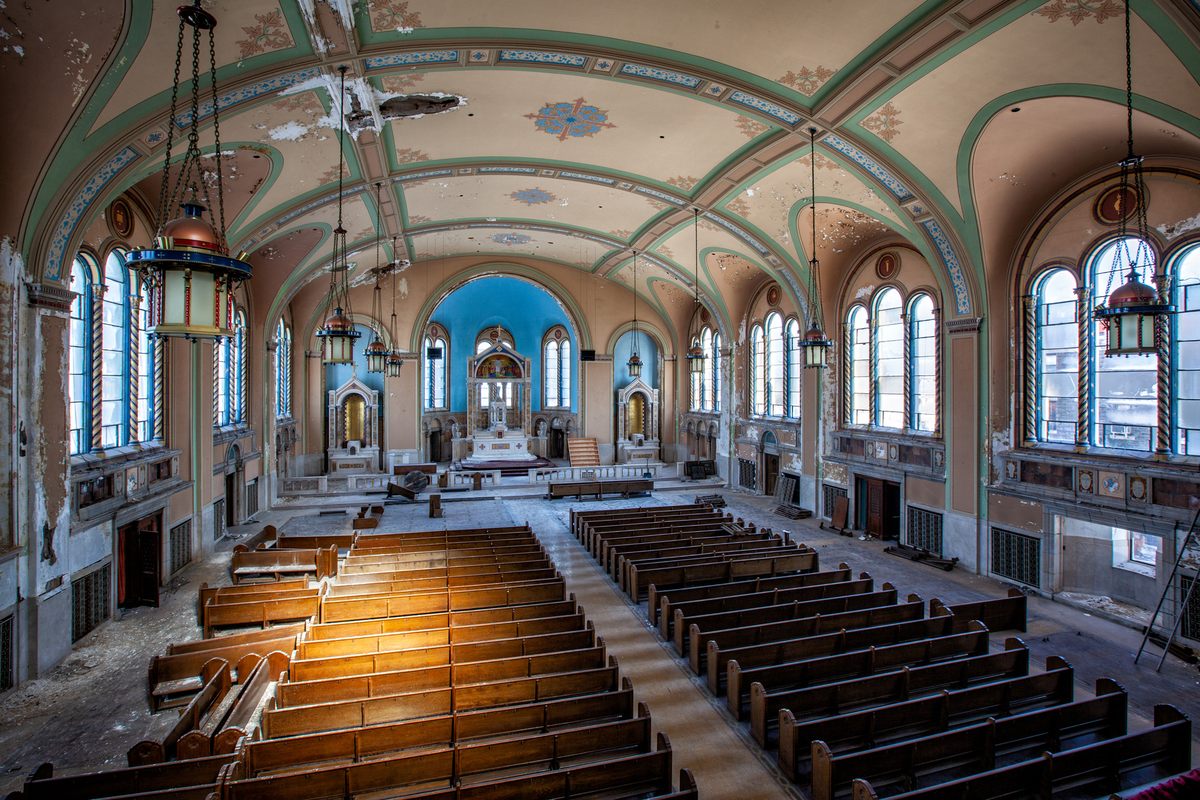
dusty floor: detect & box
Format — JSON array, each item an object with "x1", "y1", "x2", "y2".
[{"x1": 1, "y1": 487, "x2": 1198, "y2": 797}]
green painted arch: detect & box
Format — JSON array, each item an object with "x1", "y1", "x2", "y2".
[{"x1": 405, "y1": 263, "x2": 595, "y2": 353}]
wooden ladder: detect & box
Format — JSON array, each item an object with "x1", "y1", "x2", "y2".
[{"x1": 567, "y1": 437, "x2": 600, "y2": 467}]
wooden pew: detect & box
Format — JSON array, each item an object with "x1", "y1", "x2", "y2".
[
  {"x1": 850, "y1": 704, "x2": 1192, "y2": 800},
  {"x1": 929, "y1": 588, "x2": 1027, "y2": 632},
  {"x1": 197, "y1": 580, "x2": 309, "y2": 624},
  {"x1": 546, "y1": 478, "x2": 653, "y2": 500},
  {"x1": 581, "y1": 513, "x2": 726, "y2": 555},
  {"x1": 570, "y1": 503, "x2": 698, "y2": 537},
  {"x1": 13, "y1": 755, "x2": 235, "y2": 800},
  {"x1": 693, "y1": 595, "x2": 924, "y2": 679},
  {"x1": 212, "y1": 651, "x2": 290, "y2": 754},
  {"x1": 615, "y1": 538, "x2": 794, "y2": 589},
  {"x1": 810, "y1": 679, "x2": 1129, "y2": 800},
  {"x1": 202, "y1": 590, "x2": 322, "y2": 638},
  {"x1": 600, "y1": 524, "x2": 757, "y2": 572},
  {"x1": 708, "y1": 611, "x2": 963, "y2": 696},
  {"x1": 779, "y1": 652, "x2": 1070, "y2": 781},
  {"x1": 128, "y1": 658, "x2": 231, "y2": 766},
  {"x1": 261, "y1": 659, "x2": 623, "y2": 738},
  {"x1": 274, "y1": 533, "x2": 356, "y2": 550},
  {"x1": 148, "y1": 630, "x2": 300, "y2": 711},
  {"x1": 675, "y1": 585, "x2": 898, "y2": 656},
  {"x1": 236, "y1": 680, "x2": 636, "y2": 777},
  {"x1": 319, "y1": 577, "x2": 567, "y2": 623},
  {"x1": 652, "y1": 564, "x2": 855, "y2": 631},
  {"x1": 757, "y1": 630, "x2": 1017, "y2": 748},
  {"x1": 324, "y1": 569, "x2": 561, "y2": 600},
  {"x1": 304, "y1": 597, "x2": 578, "y2": 640},
  {"x1": 629, "y1": 548, "x2": 820, "y2": 602},
  {"x1": 229, "y1": 546, "x2": 336, "y2": 584}
]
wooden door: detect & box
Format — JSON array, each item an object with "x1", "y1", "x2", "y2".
[
  {"x1": 882, "y1": 480, "x2": 901, "y2": 540},
  {"x1": 763, "y1": 453, "x2": 780, "y2": 496},
  {"x1": 429, "y1": 431, "x2": 442, "y2": 462},
  {"x1": 865, "y1": 478, "x2": 884, "y2": 538},
  {"x1": 135, "y1": 516, "x2": 161, "y2": 608}
]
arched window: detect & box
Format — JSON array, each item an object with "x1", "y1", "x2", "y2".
[
  {"x1": 543, "y1": 328, "x2": 571, "y2": 408},
  {"x1": 1092, "y1": 237, "x2": 1157, "y2": 451},
  {"x1": 785, "y1": 317, "x2": 801, "y2": 418},
  {"x1": 846, "y1": 306, "x2": 869, "y2": 425},
  {"x1": 873, "y1": 288, "x2": 903, "y2": 428},
  {"x1": 275, "y1": 318, "x2": 292, "y2": 419},
  {"x1": 1033, "y1": 269, "x2": 1078, "y2": 443},
  {"x1": 476, "y1": 326, "x2": 514, "y2": 353},
  {"x1": 100, "y1": 249, "x2": 129, "y2": 448},
  {"x1": 424, "y1": 330, "x2": 447, "y2": 410},
  {"x1": 68, "y1": 256, "x2": 92, "y2": 455},
  {"x1": 1176, "y1": 246, "x2": 1200, "y2": 454},
  {"x1": 215, "y1": 335, "x2": 229, "y2": 426},
  {"x1": 689, "y1": 337, "x2": 703, "y2": 411},
  {"x1": 133, "y1": 275, "x2": 156, "y2": 442},
  {"x1": 908, "y1": 294, "x2": 938, "y2": 433},
  {"x1": 699, "y1": 327, "x2": 718, "y2": 412},
  {"x1": 750, "y1": 324, "x2": 765, "y2": 415},
  {"x1": 765, "y1": 312, "x2": 784, "y2": 416},
  {"x1": 710, "y1": 331, "x2": 722, "y2": 412}
]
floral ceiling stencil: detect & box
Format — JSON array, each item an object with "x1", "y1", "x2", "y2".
[
  {"x1": 862, "y1": 102, "x2": 904, "y2": 143},
  {"x1": 510, "y1": 187, "x2": 557, "y2": 206},
  {"x1": 1035, "y1": 0, "x2": 1122, "y2": 24},
  {"x1": 492, "y1": 232, "x2": 533, "y2": 246},
  {"x1": 395, "y1": 147, "x2": 430, "y2": 164},
  {"x1": 666, "y1": 175, "x2": 698, "y2": 191},
  {"x1": 237, "y1": 9, "x2": 294, "y2": 59},
  {"x1": 369, "y1": 0, "x2": 424, "y2": 33},
  {"x1": 525, "y1": 98, "x2": 617, "y2": 141},
  {"x1": 778, "y1": 65, "x2": 836, "y2": 95},
  {"x1": 380, "y1": 73, "x2": 427, "y2": 93},
  {"x1": 735, "y1": 116, "x2": 769, "y2": 139}
]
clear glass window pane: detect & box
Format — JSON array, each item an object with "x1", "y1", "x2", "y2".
[
  {"x1": 848, "y1": 306, "x2": 869, "y2": 425},
  {"x1": 751, "y1": 326, "x2": 765, "y2": 416},
  {"x1": 69, "y1": 260, "x2": 89, "y2": 454},
  {"x1": 101, "y1": 251, "x2": 128, "y2": 447},
  {"x1": 1176, "y1": 247, "x2": 1200, "y2": 452},
  {"x1": 873, "y1": 289, "x2": 902, "y2": 428},
  {"x1": 765, "y1": 313, "x2": 784, "y2": 416},
  {"x1": 786, "y1": 319, "x2": 801, "y2": 418}
]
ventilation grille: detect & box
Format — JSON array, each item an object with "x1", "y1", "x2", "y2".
[
  {"x1": 169, "y1": 520, "x2": 192, "y2": 576},
  {"x1": 906, "y1": 506, "x2": 944, "y2": 556},
  {"x1": 72, "y1": 564, "x2": 111, "y2": 643},
  {"x1": 822, "y1": 484, "x2": 848, "y2": 518},
  {"x1": 0, "y1": 615, "x2": 12, "y2": 692},
  {"x1": 991, "y1": 528, "x2": 1040, "y2": 588},
  {"x1": 737, "y1": 458, "x2": 757, "y2": 492},
  {"x1": 246, "y1": 479, "x2": 259, "y2": 519},
  {"x1": 213, "y1": 498, "x2": 226, "y2": 540},
  {"x1": 1182, "y1": 575, "x2": 1199, "y2": 643}
]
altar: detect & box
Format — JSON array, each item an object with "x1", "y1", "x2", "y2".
[
  {"x1": 326, "y1": 376, "x2": 382, "y2": 473},
  {"x1": 460, "y1": 338, "x2": 539, "y2": 467}
]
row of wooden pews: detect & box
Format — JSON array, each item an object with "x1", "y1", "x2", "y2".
[
  {"x1": 572, "y1": 503, "x2": 1194, "y2": 800},
  {"x1": 10, "y1": 523, "x2": 697, "y2": 800}
]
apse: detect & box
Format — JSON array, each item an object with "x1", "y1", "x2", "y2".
[
  {"x1": 428, "y1": 275, "x2": 576, "y2": 413},
  {"x1": 613, "y1": 330, "x2": 659, "y2": 391},
  {"x1": 325, "y1": 323, "x2": 387, "y2": 395}
]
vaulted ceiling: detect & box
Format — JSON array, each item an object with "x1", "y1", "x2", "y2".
[{"x1": 8, "y1": 0, "x2": 1200, "y2": 334}]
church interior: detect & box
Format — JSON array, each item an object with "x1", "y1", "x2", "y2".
[{"x1": 3, "y1": 0, "x2": 1200, "y2": 798}]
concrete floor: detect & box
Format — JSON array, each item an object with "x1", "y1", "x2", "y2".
[{"x1": 1, "y1": 486, "x2": 1197, "y2": 798}]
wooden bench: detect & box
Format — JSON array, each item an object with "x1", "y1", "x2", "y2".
[
  {"x1": 781, "y1": 656, "x2": 1074, "y2": 783},
  {"x1": 630, "y1": 548, "x2": 820, "y2": 602},
  {"x1": 570, "y1": 502, "x2": 696, "y2": 534},
  {"x1": 229, "y1": 546, "x2": 336, "y2": 585},
  {"x1": 129, "y1": 658, "x2": 231, "y2": 765},
  {"x1": 212, "y1": 651, "x2": 290, "y2": 754},
  {"x1": 14, "y1": 755, "x2": 235, "y2": 800},
  {"x1": 652, "y1": 564, "x2": 854, "y2": 631},
  {"x1": 319, "y1": 577, "x2": 567, "y2": 623},
  {"x1": 614, "y1": 537, "x2": 790, "y2": 588},
  {"x1": 813, "y1": 680, "x2": 1130, "y2": 800},
  {"x1": 304, "y1": 596, "x2": 579, "y2": 640},
  {"x1": 758, "y1": 630, "x2": 1017, "y2": 749},
  {"x1": 197, "y1": 580, "x2": 314, "y2": 624},
  {"x1": 148, "y1": 629, "x2": 301, "y2": 711},
  {"x1": 202, "y1": 591, "x2": 322, "y2": 638},
  {"x1": 547, "y1": 478, "x2": 653, "y2": 500},
  {"x1": 929, "y1": 588, "x2": 1027, "y2": 633},
  {"x1": 850, "y1": 704, "x2": 1191, "y2": 800}
]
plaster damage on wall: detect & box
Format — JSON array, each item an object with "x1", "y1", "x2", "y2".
[
  {"x1": 990, "y1": 428, "x2": 1011, "y2": 485},
  {"x1": 0, "y1": 238, "x2": 19, "y2": 560},
  {"x1": 278, "y1": 74, "x2": 467, "y2": 140},
  {"x1": 1158, "y1": 213, "x2": 1200, "y2": 240}
]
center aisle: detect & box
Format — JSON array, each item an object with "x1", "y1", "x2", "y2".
[{"x1": 510, "y1": 495, "x2": 798, "y2": 800}]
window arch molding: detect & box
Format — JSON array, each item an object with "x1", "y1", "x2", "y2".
[
  {"x1": 423, "y1": 323, "x2": 449, "y2": 411},
  {"x1": 742, "y1": 284, "x2": 799, "y2": 421},
  {"x1": 839, "y1": 280, "x2": 942, "y2": 434}
]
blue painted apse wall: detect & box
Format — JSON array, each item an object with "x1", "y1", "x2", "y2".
[
  {"x1": 613, "y1": 330, "x2": 660, "y2": 391},
  {"x1": 429, "y1": 276, "x2": 576, "y2": 413}
]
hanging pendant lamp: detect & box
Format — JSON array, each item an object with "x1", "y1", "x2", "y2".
[
  {"x1": 1093, "y1": 0, "x2": 1170, "y2": 357},
  {"x1": 801, "y1": 127, "x2": 833, "y2": 369},
  {"x1": 627, "y1": 250, "x2": 643, "y2": 378},
  {"x1": 127, "y1": 0, "x2": 251, "y2": 340},
  {"x1": 385, "y1": 236, "x2": 406, "y2": 378},
  {"x1": 316, "y1": 65, "x2": 361, "y2": 365},
  {"x1": 685, "y1": 208, "x2": 706, "y2": 375},
  {"x1": 365, "y1": 182, "x2": 389, "y2": 373}
]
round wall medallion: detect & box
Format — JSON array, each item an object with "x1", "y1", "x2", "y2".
[
  {"x1": 766, "y1": 285, "x2": 780, "y2": 307},
  {"x1": 700, "y1": 307, "x2": 710, "y2": 324},
  {"x1": 109, "y1": 198, "x2": 134, "y2": 239},
  {"x1": 875, "y1": 252, "x2": 899, "y2": 280},
  {"x1": 1094, "y1": 184, "x2": 1140, "y2": 225}
]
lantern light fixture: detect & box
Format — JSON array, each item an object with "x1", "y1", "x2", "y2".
[
  {"x1": 686, "y1": 207, "x2": 706, "y2": 375},
  {"x1": 126, "y1": 0, "x2": 251, "y2": 340},
  {"x1": 627, "y1": 250, "x2": 644, "y2": 378},
  {"x1": 800, "y1": 127, "x2": 832, "y2": 369},
  {"x1": 365, "y1": 182, "x2": 389, "y2": 373},
  {"x1": 316, "y1": 65, "x2": 362, "y2": 365},
  {"x1": 1093, "y1": 0, "x2": 1171, "y2": 357},
  {"x1": 385, "y1": 236, "x2": 406, "y2": 378}
]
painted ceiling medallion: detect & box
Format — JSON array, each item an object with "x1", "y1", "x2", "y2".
[
  {"x1": 876, "y1": 252, "x2": 900, "y2": 280},
  {"x1": 525, "y1": 98, "x2": 616, "y2": 141},
  {"x1": 766, "y1": 285, "x2": 781, "y2": 306},
  {"x1": 510, "y1": 187, "x2": 557, "y2": 206},
  {"x1": 492, "y1": 232, "x2": 533, "y2": 246},
  {"x1": 1035, "y1": 0, "x2": 1122, "y2": 25},
  {"x1": 1094, "y1": 184, "x2": 1141, "y2": 225},
  {"x1": 862, "y1": 102, "x2": 903, "y2": 143}
]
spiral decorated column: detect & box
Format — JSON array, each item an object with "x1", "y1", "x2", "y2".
[
  {"x1": 1155, "y1": 310, "x2": 1171, "y2": 455},
  {"x1": 1074, "y1": 286, "x2": 1091, "y2": 448},
  {"x1": 90, "y1": 284, "x2": 105, "y2": 449},
  {"x1": 1022, "y1": 295, "x2": 1037, "y2": 444}
]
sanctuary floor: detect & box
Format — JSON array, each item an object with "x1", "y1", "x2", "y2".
[{"x1": 2, "y1": 488, "x2": 1198, "y2": 798}]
